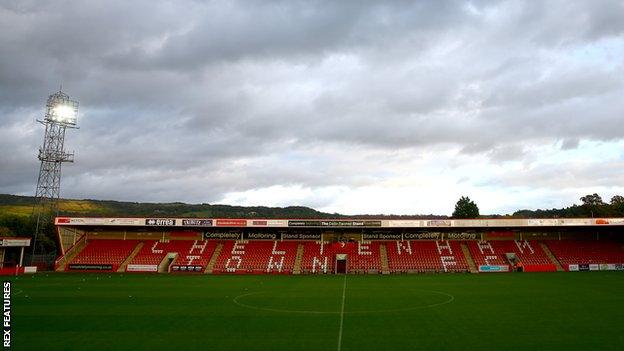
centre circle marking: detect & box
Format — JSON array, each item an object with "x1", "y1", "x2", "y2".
[{"x1": 232, "y1": 289, "x2": 454, "y2": 314}]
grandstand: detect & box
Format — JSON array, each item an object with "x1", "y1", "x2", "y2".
[{"x1": 53, "y1": 217, "x2": 624, "y2": 274}]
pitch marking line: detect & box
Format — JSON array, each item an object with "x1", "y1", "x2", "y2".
[
  {"x1": 232, "y1": 290, "x2": 455, "y2": 314},
  {"x1": 337, "y1": 274, "x2": 347, "y2": 351}
]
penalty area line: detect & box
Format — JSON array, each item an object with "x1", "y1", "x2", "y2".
[{"x1": 337, "y1": 274, "x2": 347, "y2": 351}]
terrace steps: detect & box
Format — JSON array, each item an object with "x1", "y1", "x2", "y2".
[
  {"x1": 379, "y1": 244, "x2": 390, "y2": 274},
  {"x1": 460, "y1": 243, "x2": 478, "y2": 273},
  {"x1": 540, "y1": 242, "x2": 564, "y2": 271},
  {"x1": 117, "y1": 242, "x2": 144, "y2": 272},
  {"x1": 293, "y1": 243, "x2": 305, "y2": 275},
  {"x1": 205, "y1": 243, "x2": 223, "y2": 274}
]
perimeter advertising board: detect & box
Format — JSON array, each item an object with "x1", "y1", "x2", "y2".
[
  {"x1": 181, "y1": 219, "x2": 213, "y2": 227},
  {"x1": 145, "y1": 219, "x2": 176, "y2": 226},
  {"x1": 68, "y1": 264, "x2": 113, "y2": 271},
  {"x1": 0, "y1": 239, "x2": 31, "y2": 247},
  {"x1": 478, "y1": 265, "x2": 510, "y2": 272},
  {"x1": 170, "y1": 265, "x2": 203, "y2": 272},
  {"x1": 126, "y1": 264, "x2": 158, "y2": 272},
  {"x1": 247, "y1": 220, "x2": 288, "y2": 227},
  {"x1": 56, "y1": 217, "x2": 144, "y2": 226},
  {"x1": 288, "y1": 220, "x2": 382, "y2": 227},
  {"x1": 215, "y1": 219, "x2": 247, "y2": 227}
]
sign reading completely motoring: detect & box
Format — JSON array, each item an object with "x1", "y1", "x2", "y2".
[
  {"x1": 145, "y1": 218, "x2": 176, "y2": 226},
  {"x1": 0, "y1": 238, "x2": 31, "y2": 247},
  {"x1": 68, "y1": 264, "x2": 113, "y2": 271},
  {"x1": 181, "y1": 219, "x2": 213, "y2": 227},
  {"x1": 446, "y1": 232, "x2": 479, "y2": 240},
  {"x1": 204, "y1": 232, "x2": 241, "y2": 240},
  {"x1": 170, "y1": 265, "x2": 203, "y2": 272},
  {"x1": 244, "y1": 232, "x2": 280, "y2": 240},
  {"x1": 478, "y1": 265, "x2": 510, "y2": 272},
  {"x1": 404, "y1": 232, "x2": 442, "y2": 240},
  {"x1": 288, "y1": 220, "x2": 382, "y2": 227}
]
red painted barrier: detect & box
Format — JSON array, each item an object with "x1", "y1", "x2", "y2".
[{"x1": 0, "y1": 267, "x2": 25, "y2": 275}]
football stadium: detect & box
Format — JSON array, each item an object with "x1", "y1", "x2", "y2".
[
  {"x1": 3, "y1": 216, "x2": 623, "y2": 350},
  {"x1": 2, "y1": 1, "x2": 624, "y2": 351}
]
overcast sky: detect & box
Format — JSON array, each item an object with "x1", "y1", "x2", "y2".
[{"x1": 1, "y1": 0, "x2": 623, "y2": 215}]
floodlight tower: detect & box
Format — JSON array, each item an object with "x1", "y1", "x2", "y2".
[{"x1": 32, "y1": 90, "x2": 78, "y2": 255}]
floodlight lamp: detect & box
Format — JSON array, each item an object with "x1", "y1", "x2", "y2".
[
  {"x1": 45, "y1": 91, "x2": 78, "y2": 125},
  {"x1": 51, "y1": 104, "x2": 76, "y2": 122}
]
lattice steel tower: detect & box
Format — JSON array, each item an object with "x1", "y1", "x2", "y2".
[{"x1": 32, "y1": 90, "x2": 78, "y2": 254}]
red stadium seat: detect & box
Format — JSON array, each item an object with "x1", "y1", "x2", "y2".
[
  {"x1": 212, "y1": 240, "x2": 299, "y2": 274},
  {"x1": 300, "y1": 241, "x2": 382, "y2": 274},
  {"x1": 385, "y1": 240, "x2": 469, "y2": 273},
  {"x1": 545, "y1": 240, "x2": 624, "y2": 270},
  {"x1": 69, "y1": 239, "x2": 139, "y2": 271}
]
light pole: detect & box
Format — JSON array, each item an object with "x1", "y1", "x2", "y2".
[{"x1": 32, "y1": 90, "x2": 78, "y2": 260}]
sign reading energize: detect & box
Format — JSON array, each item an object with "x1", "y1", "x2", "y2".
[
  {"x1": 145, "y1": 219, "x2": 176, "y2": 226},
  {"x1": 181, "y1": 219, "x2": 213, "y2": 227},
  {"x1": 288, "y1": 220, "x2": 382, "y2": 227}
]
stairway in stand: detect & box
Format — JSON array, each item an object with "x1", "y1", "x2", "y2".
[
  {"x1": 379, "y1": 243, "x2": 390, "y2": 274},
  {"x1": 56, "y1": 235, "x2": 88, "y2": 271},
  {"x1": 292, "y1": 243, "x2": 305, "y2": 275},
  {"x1": 460, "y1": 243, "x2": 478, "y2": 273},
  {"x1": 540, "y1": 242, "x2": 564, "y2": 271},
  {"x1": 117, "y1": 242, "x2": 144, "y2": 272},
  {"x1": 205, "y1": 243, "x2": 224, "y2": 274}
]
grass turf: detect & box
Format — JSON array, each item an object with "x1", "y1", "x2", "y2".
[{"x1": 6, "y1": 272, "x2": 624, "y2": 351}]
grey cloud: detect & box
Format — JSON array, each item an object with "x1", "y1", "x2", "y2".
[{"x1": 1, "y1": 0, "x2": 623, "y2": 208}]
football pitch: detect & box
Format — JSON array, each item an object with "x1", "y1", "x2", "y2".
[{"x1": 6, "y1": 272, "x2": 624, "y2": 351}]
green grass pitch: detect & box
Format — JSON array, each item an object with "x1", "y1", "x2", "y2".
[{"x1": 6, "y1": 272, "x2": 624, "y2": 350}]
